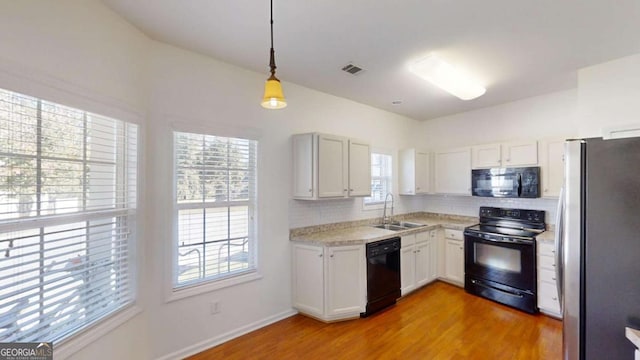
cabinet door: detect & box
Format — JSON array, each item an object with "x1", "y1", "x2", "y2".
[
  {"x1": 292, "y1": 134, "x2": 314, "y2": 199},
  {"x1": 415, "y1": 151, "x2": 430, "y2": 194},
  {"x1": 401, "y1": 245, "x2": 416, "y2": 296},
  {"x1": 292, "y1": 244, "x2": 324, "y2": 317},
  {"x1": 502, "y1": 140, "x2": 538, "y2": 167},
  {"x1": 540, "y1": 139, "x2": 565, "y2": 198},
  {"x1": 434, "y1": 147, "x2": 471, "y2": 195},
  {"x1": 348, "y1": 139, "x2": 371, "y2": 197},
  {"x1": 415, "y1": 241, "x2": 432, "y2": 287},
  {"x1": 445, "y1": 239, "x2": 464, "y2": 285},
  {"x1": 472, "y1": 143, "x2": 501, "y2": 169},
  {"x1": 318, "y1": 134, "x2": 348, "y2": 198},
  {"x1": 326, "y1": 245, "x2": 365, "y2": 317}
]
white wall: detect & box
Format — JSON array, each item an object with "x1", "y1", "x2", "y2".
[
  {"x1": 4, "y1": 1, "x2": 640, "y2": 358},
  {"x1": 417, "y1": 90, "x2": 578, "y2": 224},
  {"x1": 577, "y1": 53, "x2": 640, "y2": 137},
  {"x1": 144, "y1": 42, "x2": 421, "y2": 358},
  {"x1": 0, "y1": 1, "x2": 151, "y2": 360}
]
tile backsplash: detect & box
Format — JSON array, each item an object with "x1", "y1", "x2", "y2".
[{"x1": 289, "y1": 194, "x2": 559, "y2": 229}]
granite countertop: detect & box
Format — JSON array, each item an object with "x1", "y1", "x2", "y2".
[
  {"x1": 626, "y1": 327, "x2": 640, "y2": 349},
  {"x1": 290, "y1": 212, "x2": 478, "y2": 246}
]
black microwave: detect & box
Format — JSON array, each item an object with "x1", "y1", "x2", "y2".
[{"x1": 471, "y1": 167, "x2": 540, "y2": 198}]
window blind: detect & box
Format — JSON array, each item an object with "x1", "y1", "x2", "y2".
[
  {"x1": 0, "y1": 88, "x2": 137, "y2": 343},
  {"x1": 365, "y1": 153, "x2": 392, "y2": 204},
  {"x1": 173, "y1": 131, "x2": 257, "y2": 288}
]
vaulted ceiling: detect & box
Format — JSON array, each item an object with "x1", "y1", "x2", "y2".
[{"x1": 102, "y1": 0, "x2": 640, "y2": 120}]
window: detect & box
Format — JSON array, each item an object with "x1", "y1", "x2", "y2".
[
  {"x1": 0, "y1": 88, "x2": 137, "y2": 343},
  {"x1": 173, "y1": 131, "x2": 257, "y2": 289},
  {"x1": 364, "y1": 152, "x2": 393, "y2": 205}
]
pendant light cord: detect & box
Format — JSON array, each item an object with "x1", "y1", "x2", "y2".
[{"x1": 269, "y1": 0, "x2": 277, "y2": 78}]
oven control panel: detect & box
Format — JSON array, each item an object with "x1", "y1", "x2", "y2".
[{"x1": 479, "y1": 206, "x2": 545, "y2": 227}]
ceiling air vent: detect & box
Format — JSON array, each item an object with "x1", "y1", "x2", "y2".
[{"x1": 341, "y1": 63, "x2": 365, "y2": 75}]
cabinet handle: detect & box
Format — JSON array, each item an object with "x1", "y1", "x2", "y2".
[
  {"x1": 309, "y1": 189, "x2": 313, "y2": 193},
  {"x1": 330, "y1": 254, "x2": 334, "y2": 258},
  {"x1": 552, "y1": 297, "x2": 558, "y2": 301},
  {"x1": 552, "y1": 277, "x2": 556, "y2": 280},
  {"x1": 350, "y1": 189, "x2": 354, "y2": 191},
  {"x1": 506, "y1": 158, "x2": 511, "y2": 162},
  {"x1": 344, "y1": 189, "x2": 348, "y2": 192},
  {"x1": 544, "y1": 188, "x2": 549, "y2": 192},
  {"x1": 459, "y1": 246, "x2": 463, "y2": 250},
  {"x1": 318, "y1": 254, "x2": 323, "y2": 258},
  {"x1": 416, "y1": 187, "x2": 420, "y2": 190}
]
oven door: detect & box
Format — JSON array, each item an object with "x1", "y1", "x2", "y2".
[{"x1": 464, "y1": 231, "x2": 536, "y2": 292}]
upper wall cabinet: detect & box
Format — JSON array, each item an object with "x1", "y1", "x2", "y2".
[
  {"x1": 502, "y1": 140, "x2": 538, "y2": 167},
  {"x1": 472, "y1": 141, "x2": 538, "y2": 168},
  {"x1": 292, "y1": 133, "x2": 371, "y2": 200},
  {"x1": 434, "y1": 147, "x2": 471, "y2": 195},
  {"x1": 539, "y1": 138, "x2": 565, "y2": 198},
  {"x1": 471, "y1": 143, "x2": 501, "y2": 168},
  {"x1": 399, "y1": 149, "x2": 431, "y2": 195}
]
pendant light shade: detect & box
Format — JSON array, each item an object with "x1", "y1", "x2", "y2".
[
  {"x1": 261, "y1": 0, "x2": 287, "y2": 109},
  {"x1": 261, "y1": 75, "x2": 287, "y2": 109}
]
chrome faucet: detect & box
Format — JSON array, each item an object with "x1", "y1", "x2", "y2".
[{"x1": 382, "y1": 193, "x2": 394, "y2": 225}]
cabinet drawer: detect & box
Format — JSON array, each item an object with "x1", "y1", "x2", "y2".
[
  {"x1": 415, "y1": 231, "x2": 429, "y2": 243},
  {"x1": 444, "y1": 229, "x2": 463, "y2": 241},
  {"x1": 401, "y1": 234, "x2": 416, "y2": 247},
  {"x1": 538, "y1": 241, "x2": 555, "y2": 257},
  {"x1": 538, "y1": 254, "x2": 556, "y2": 269},
  {"x1": 538, "y1": 282, "x2": 561, "y2": 313},
  {"x1": 539, "y1": 268, "x2": 557, "y2": 283}
]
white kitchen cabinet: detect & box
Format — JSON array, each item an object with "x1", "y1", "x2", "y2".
[
  {"x1": 434, "y1": 147, "x2": 471, "y2": 195},
  {"x1": 399, "y1": 149, "x2": 431, "y2": 195},
  {"x1": 537, "y1": 240, "x2": 562, "y2": 318},
  {"x1": 318, "y1": 134, "x2": 348, "y2": 198},
  {"x1": 540, "y1": 138, "x2": 565, "y2": 198},
  {"x1": 292, "y1": 243, "x2": 366, "y2": 321},
  {"x1": 501, "y1": 140, "x2": 538, "y2": 167},
  {"x1": 292, "y1": 133, "x2": 371, "y2": 200},
  {"x1": 471, "y1": 143, "x2": 501, "y2": 168},
  {"x1": 291, "y1": 243, "x2": 325, "y2": 317},
  {"x1": 348, "y1": 139, "x2": 372, "y2": 197},
  {"x1": 472, "y1": 140, "x2": 538, "y2": 168},
  {"x1": 401, "y1": 230, "x2": 437, "y2": 296},
  {"x1": 443, "y1": 229, "x2": 465, "y2": 286}
]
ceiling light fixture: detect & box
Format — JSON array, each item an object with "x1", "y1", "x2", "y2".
[
  {"x1": 409, "y1": 54, "x2": 486, "y2": 100},
  {"x1": 261, "y1": 0, "x2": 287, "y2": 109}
]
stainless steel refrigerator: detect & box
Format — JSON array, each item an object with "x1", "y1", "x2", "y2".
[{"x1": 559, "y1": 137, "x2": 640, "y2": 359}]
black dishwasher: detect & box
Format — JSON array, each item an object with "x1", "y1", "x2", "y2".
[{"x1": 362, "y1": 237, "x2": 401, "y2": 317}]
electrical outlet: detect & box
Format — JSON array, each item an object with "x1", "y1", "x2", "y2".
[{"x1": 210, "y1": 301, "x2": 220, "y2": 315}]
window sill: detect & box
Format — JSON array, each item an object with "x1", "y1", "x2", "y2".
[
  {"x1": 54, "y1": 304, "x2": 142, "y2": 359},
  {"x1": 166, "y1": 271, "x2": 263, "y2": 303},
  {"x1": 362, "y1": 201, "x2": 385, "y2": 211}
]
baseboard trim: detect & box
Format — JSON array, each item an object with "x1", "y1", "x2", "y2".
[{"x1": 155, "y1": 309, "x2": 298, "y2": 360}]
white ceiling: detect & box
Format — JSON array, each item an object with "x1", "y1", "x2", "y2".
[{"x1": 102, "y1": 0, "x2": 640, "y2": 121}]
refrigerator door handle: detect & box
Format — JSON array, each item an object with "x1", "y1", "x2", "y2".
[{"x1": 554, "y1": 186, "x2": 565, "y2": 312}]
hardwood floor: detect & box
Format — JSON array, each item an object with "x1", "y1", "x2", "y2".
[{"x1": 188, "y1": 282, "x2": 562, "y2": 359}]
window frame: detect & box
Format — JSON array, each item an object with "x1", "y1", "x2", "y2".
[
  {"x1": 363, "y1": 150, "x2": 394, "y2": 210},
  {"x1": 167, "y1": 125, "x2": 262, "y2": 302},
  {"x1": 0, "y1": 87, "x2": 140, "y2": 347}
]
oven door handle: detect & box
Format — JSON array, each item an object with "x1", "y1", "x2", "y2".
[
  {"x1": 464, "y1": 232, "x2": 533, "y2": 245},
  {"x1": 470, "y1": 279, "x2": 524, "y2": 298}
]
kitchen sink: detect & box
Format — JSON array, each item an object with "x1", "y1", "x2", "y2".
[
  {"x1": 372, "y1": 221, "x2": 427, "y2": 231},
  {"x1": 395, "y1": 221, "x2": 427, "y2": 228},
  {"x1": 372, "y1": 224, "x2": 407, "y2": 231}
]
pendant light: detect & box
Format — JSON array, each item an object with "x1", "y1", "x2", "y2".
[{"x1": 261, "y1": 0, "x2": 287, "y2": 109}]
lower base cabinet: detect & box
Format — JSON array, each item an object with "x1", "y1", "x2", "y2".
[
  {"x1": 292, "y1": 243, "x2": 366, "y2": 321},
  {"x1": 443, "y1": 229, "x2": 465, "y2": 286},
  {"x1": 537, "y1": 240, "x2": 562, "y2": 318},
  {"x1": 401, "y1": 230, "x2": 438, "y2": 296}
]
